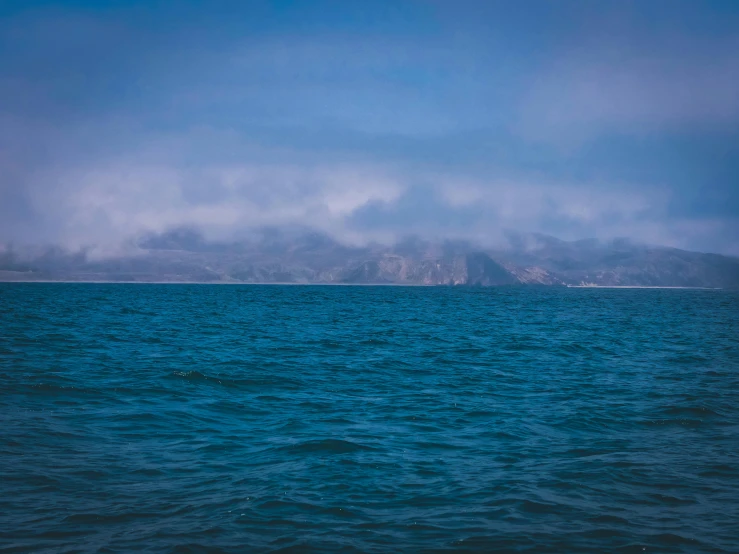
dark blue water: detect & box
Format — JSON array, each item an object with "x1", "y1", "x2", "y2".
[{"x1": 1, "y1": 284, "x2": 738, "y2": 553}]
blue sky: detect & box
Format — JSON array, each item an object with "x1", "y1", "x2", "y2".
[{"x1": 1, "y1": 0, "x2": 738, "y2": 253}]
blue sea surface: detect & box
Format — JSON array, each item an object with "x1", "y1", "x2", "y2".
[{"x1": 1, "y1": 283, "x2": 738, "y2": 553}]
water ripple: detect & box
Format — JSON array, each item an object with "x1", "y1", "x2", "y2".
[{"x1": 1, "y1": 283, "x2": 738, "y2": 553}]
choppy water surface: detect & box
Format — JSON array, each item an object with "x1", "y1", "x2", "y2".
[{"x1": 1, "y1": 284, "x2": 738, "y2": 553}]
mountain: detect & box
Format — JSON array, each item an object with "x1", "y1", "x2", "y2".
[{"x1": 1, "y1": 228, "x2": 738, "y2": 288}]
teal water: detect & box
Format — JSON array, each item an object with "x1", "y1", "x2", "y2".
[{"x1": 1, "y1": 284, "x2": 738, "y2": 553}]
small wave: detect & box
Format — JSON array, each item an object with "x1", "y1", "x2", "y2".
[
  {"x1": 129, "y1": 467, "x2": 165, "y2": 477},
  {"x1": 699, "y1": 463, "x2": 737, "y2": 478},
  {"x1": 648, "y1": 493, "x2": 695, "y2": 505},
  {"x1": 660, "y1": 405, "x2": 720, "y2": 418},
  {"x1": 560, "y1": 342, "x2": 591, "y2": 354},
  {"x1": 255, "y1": 395, "x2": 287, "y2": 402},
  {"x1": 589, "y1": 514, "x2": 630, "y2": 525},
  {"x1": 580, "y1": 528, "x2": 629, "y2": 539},
  {"x1": 651, "y1": 533, "x2": 702, "y2": 546},
  {"x1": 518, "y1": 499, "x2": 563, "y2": 514},
  {"x1": 564, "y1": 447, "x2": 614, "y2": 458},
  {"x1": 253, "y1": 499, "x2": 360, "y2": 519},
  {"x1": 119, "y1": 307, "x2": 156, "y2": 316},
  {"x1": 453, "y1": 346, "x2": 488, "y2": 355},
  {"x1": 63, "y1": 512, "x2": 158, "y2": 524},
  {"x1": 280, "y1": 438, "x2": 374, "y2": 454},
  {"x1": 171, "y1": 543, "x2": 232, "y2": 554},
  {"x1": 358, "y1": 338, "x2": 392, "y2": 346},
  {"x1": 317, "y1": 416, "x2": 355, "y2": 425},
  {"x1": 414, "y1": 441, "x2": 461, "y2": 451},
  {"x1": 169, "y1": 370, "x2": 302, "y2": 391},
  {"x1": 171, "y1": 370, "x2": 217, "y2": 382},
  {"x1": 26, "y1": 382, "x2": 102, "y2": 397},
  {"x1": 315, "y1": 339, "x2": 344, "y2": 349},
  {"x1": 665, "y1": 354, "x2": 711, "y2": 365},
  {"x1": 269, "y1": 543, "x2": 346, "y2": 554},
  {"x1": 501, "y1": 340, "x2": 546, "y2": 352},
  {"x1": 640, "y1": 405, "x2": 722, "y2": 427},
  {"x1": 640, "y1": 418, "x2": 705, "y2": 427}
]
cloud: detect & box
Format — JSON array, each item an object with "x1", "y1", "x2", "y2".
[
  {"x1": 5, "y1": 120, "x2": 698, "y2": 252},
  {"x1": 1, "y1": 0, "x2": 738, "y2": 255},
  {"x1": 517, "y1": 39, "x2": 739, "y2": 143},
  {"x1": 2, "y1": 118, "x2": 737, "y2": 254}
]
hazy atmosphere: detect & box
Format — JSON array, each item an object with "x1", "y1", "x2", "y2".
[
  {"x1": 4, "y1": 4, "x2": 739, "y2": 552},
  {"x1": 2, "y1": 0, "x2": 739, "y2": 255}
]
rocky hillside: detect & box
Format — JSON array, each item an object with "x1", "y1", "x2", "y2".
[{"x1": 1, "y1": 228, "x2": 738, "y2": 288}]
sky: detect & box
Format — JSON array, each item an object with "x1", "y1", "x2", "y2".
[{"x1": 1, "y1": 0, "x2": 738, "y2": 254}]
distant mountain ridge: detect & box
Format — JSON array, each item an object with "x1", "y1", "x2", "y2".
[{"x1": 2, "y1": 228, "x2": 738, "y2": 288}]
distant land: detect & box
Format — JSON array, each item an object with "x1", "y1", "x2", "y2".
[{"x1": 2, "y1": 228, "x2": 738, "y2": 289}]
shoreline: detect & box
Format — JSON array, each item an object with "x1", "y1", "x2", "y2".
[
  {"x1": 0, "y1": 279, "x2": 724, "y2": 290},
  {"x1": 0, "y1": 279, "x2": 431, "y2": 286},
  {"x1": 566, "y1": 285, "x2": 721, "y2": 290}
]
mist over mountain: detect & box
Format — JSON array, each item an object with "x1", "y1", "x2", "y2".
[
  {"x1": 3, "y1": 1, "x2": 739, "y2": 257},
  {"x1": 2, "y1": 228, "x2": 738, "y2": 288}
]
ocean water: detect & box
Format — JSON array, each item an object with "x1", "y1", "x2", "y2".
[{"x1": 1, "y1": 284, "x2": 738, "y2": 553}]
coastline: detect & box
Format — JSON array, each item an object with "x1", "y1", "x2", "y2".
[
  {"x1": 566, "y1": 285, "x2": 721, "y2": 290},
  {"x1": 0, "y1": 278, "x2": 724, "y2": 290},
  {"x1": 0, "y1": 278, "x2": 432, "y2": 286}
]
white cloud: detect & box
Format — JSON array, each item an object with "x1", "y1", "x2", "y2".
[
  {"x1": 19, "y1": 156, "x2": 403, "y2": 249},
  {"x1": 517, "y1": 38, "x2": 739, "y2": 142}
]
